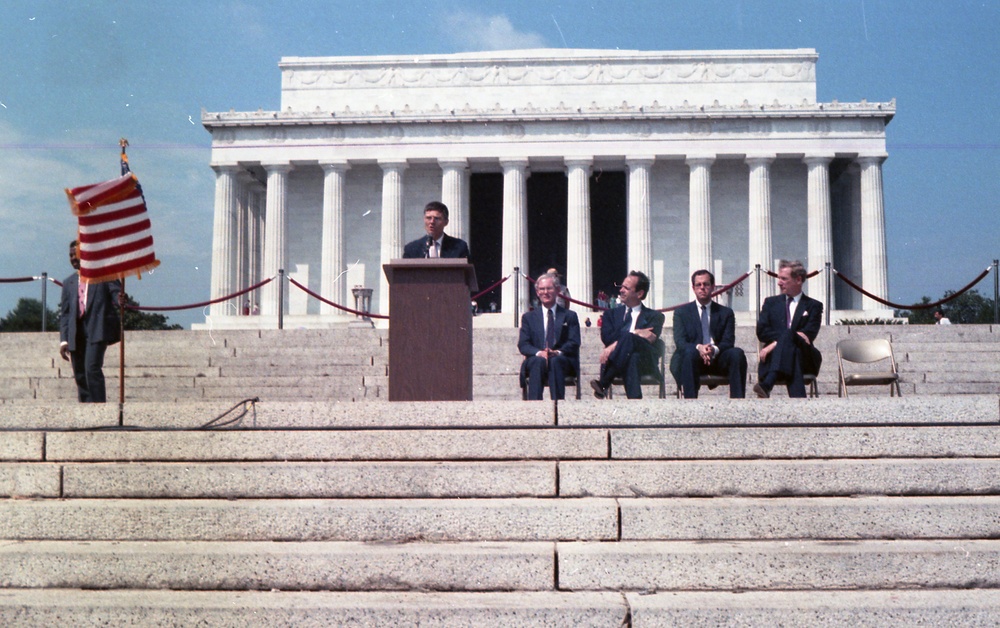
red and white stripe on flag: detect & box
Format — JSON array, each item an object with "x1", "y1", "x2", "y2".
[{"x1": 65, "y1": 173, "x2": 161, "y2": 284}]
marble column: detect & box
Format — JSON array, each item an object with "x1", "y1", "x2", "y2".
[
  {"x1": 320, "y1": 160, "x2": 350, "y2": 317},
  {"x1": 805, "y1": 154, "x2": 835, "y2": 311},
  {"x1": 687, "y1": 156, "x2": 715, "y2": 296},
  {"x1": 248, "y1": 183, "x2": 265, "y2": 314},
  {"x1": 500, "y1": 158, "x2": 529, "y2": 315},
  {"x1": 626, "y1": 156, "x2": 654, "y2": 281},
  {"x1": 747, "y1": 154, "x2": 776, "y2": 310},
  {"x1": 439, "y1": 158, "x2": 469, "y2": 243},
  {"x1": 260, "y1": 163, "x2": 292, "y2": 317},
  {"x1": 858, "y1": 153, "x2": 890, "y2": 310},
  {"x1": 378, "y1": 159, "x2": 407, "y2": 316},
  {"x1": 566, "y1": 157, "x2": 593, "y2": 310},
  {"x1": 209, "y1": 164, "x2": 240, "y2": 317}
]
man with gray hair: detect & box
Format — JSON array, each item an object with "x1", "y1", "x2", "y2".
[
  {"x1": 518, "y1": 273, "x2": 581, "y2": 400},
  {"x1": 754, "y1": 259, "x2": 823, "y2": 398}
]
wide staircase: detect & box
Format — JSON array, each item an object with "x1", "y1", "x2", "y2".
[{"x1": 0, "y1": 325, "x2": 998, "y2": 625}]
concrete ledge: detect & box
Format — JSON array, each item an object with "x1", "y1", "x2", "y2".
[
  {"x1": 62, "y1": 461, "x2": 558, "y2": 498},
  {"x1": 0, "y1": 498, "x2": 616, "y2": 541},
  {"x1": 620, "y1": 496, "x2": 1000, "y2": 540},
  {"x1": 0, "y1": 404, "x2": 121, "y2": 430},
  {"x1": 626, "y1": 590, "x2": 1000, "y2": 627},
  {"x1": 558, "y1": 396, "x2": 1000, "y2": 426},
  {"x1": 0, "y1": 541, "x2": 555, "y2": 591},
  {"x1": 559, "y1": 459, "x2": 1000, "y2": 497},
  {"x1": 0, "y1": 433, "x2": 43, "y2": 461},
  {"x1": 0, "y1": 541, "x2": 553, "y2": 591},
  {"x1": 0, "y1": 464, "x2": 61, "y2": 497},
  {"x1": 0, "y1": 590, "x2": 627, "y2": 627},
  {"x1": 46, "y1": 428, "x2": 608, "y2": 461},
  {"x1": 558, "y1": 539, "x2": 1000, "y2": 590},
  {"x1": 611, "y1": 425, "x2": 1000, "y2": 459}
]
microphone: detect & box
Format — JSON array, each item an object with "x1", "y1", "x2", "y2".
[{"x1": 424, "y1": 235, "x2": 433, "y2": 258}]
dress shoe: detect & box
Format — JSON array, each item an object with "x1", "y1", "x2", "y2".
[
  {"x1": 590, "y1": 379, "x2": 607, "y2": 399},
  {"x1": 753, "y1": 383, "x2": 770, "y2": 399}
]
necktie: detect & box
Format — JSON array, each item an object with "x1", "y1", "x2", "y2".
[
  {"x1": 623, "y1": 308, "x2": 633, "y2": 332},
  {"x1": 429, "y1": 240, "x2": 439, "y2": 258},
  {"x1": 786, "y1": 296, "x2": 794, "y2": 328},
  {"x1": 78, "y1": 277, "x2": 87, "y2": 319},
  {"x1": 545, "y1": 308, "x2": 555, "y2": 349},
  {"x1": 700, "y1": 304, "x2": 711, "y2": 344}
]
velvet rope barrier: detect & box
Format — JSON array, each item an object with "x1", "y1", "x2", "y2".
[
  {"x1": 287, "y1": 277, "x2": 389, "y2": 319},
  {"x1": 471, "y1": 274, "x2": 510, "y2": 301},
  {"x1": 833, "y1": 266, "x2": 992, "y2": 310},
  {"x1": 0, "y1": 276, "x2": 37, "y2": 283},
  {"x1": 125, "y1": 276, "x2": 274, "y2": 312},
  {"x1": 519, "y1": 272, "x2": 604, "y2": 311},
  {"x1": 657, "y1": 270, "x2": 753, "y2": 313},
  {"x1": 763, "y1": 268, "x2": 822, "y2": 279}
]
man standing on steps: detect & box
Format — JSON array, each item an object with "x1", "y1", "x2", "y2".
[
  {"x1": 402, "y1": 201, "x2": 470, "y2": 259},
  {"x1": 670, "y1": 269, "x2": 747, "y2": 398},
  {"x1": 590, "y1": 270, "x2": 665, "y2": 399},
  {"x1": 59, "y1": 239, "x2": 122, "y2": 403},
  {"x1": 754, "y1": 259, "x2": 823, "y2": 399},
  {"x1": 518, "y1": 273, "x2": 581, "y2": 400}
]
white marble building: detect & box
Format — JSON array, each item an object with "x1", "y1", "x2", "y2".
[{"x1": 201, "y1": 48, "x2": 893, "y2": 328}]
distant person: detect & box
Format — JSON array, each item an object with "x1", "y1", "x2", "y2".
[
  {"x1": 546, "y1": 267, "x2": 571, "y2": 308},
  {"x1": 754, "y1": 259, "x2": 822, "y2": 399},
  {"x1": 670, "y1": 269, "x2": 747, "y2": 398},
  {"x1": 590, "y1": 270, "x2": 665, "y2": 399},
  {"x1": 934, "y1": 310, "x2": 952, "y2": 325},
  {"x1": 402, "y1": 201, "x2": 470, "y2": 259},
  {"x1": 518, "y1": 273, "x2": 580, "y2": 400},
  {"x1": 59, "y1": 240, "x2": 122, "y2": 403}
]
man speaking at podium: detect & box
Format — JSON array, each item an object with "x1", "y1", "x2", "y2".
[{"x1": 402, "y1": 201, "x2": 470, "y2": 259}]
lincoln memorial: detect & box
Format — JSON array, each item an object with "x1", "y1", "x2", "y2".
[{"x1": 200, "y1": 48, "x2": 894, "y2": 328}]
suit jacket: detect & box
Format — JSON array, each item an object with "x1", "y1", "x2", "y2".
[
  {"x1": 600, "y1": 304, "x2": 666, "y2": 358},
  {"x1": 756, "y1": 292, "x2": 823, "y2": 372},
  {"x1": 518, "y1": 305, "x2": 581, "y2": 376},
  {"x1": 59, "y1": 273, "x2": 122, "y2": 351},
  {"x1": 402, "y1": 233, "x2": 470, "y2": 259},
  {"x1": 669, "y1": 300, "x2": 737, "y2": 380}
]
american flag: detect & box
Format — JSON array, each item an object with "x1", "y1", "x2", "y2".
[{"x1": 64, "y1": 151, "x2": 161, "y2": 284}]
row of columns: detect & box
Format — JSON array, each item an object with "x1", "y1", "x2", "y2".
[{"x1": 209, "y1": 153, "x2": 890, "y2": 319}]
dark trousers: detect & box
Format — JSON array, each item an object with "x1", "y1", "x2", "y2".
[
  {"x1": 522, "y1": 354, "x2": 574, "y2": 400},
  {"x1": 677, "y1": 346, "x2": 747, "y2": 398},
  {"x1": 70, "y1": 318, "x2": 109, "y2": 403},
  {"x1": 758, "y1": 330, "x2": 821, "y2": 398},
  {"x1": 599, "y1": 333, "x2": 659, "y2": 399}
]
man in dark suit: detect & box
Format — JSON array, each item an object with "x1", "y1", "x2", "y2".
[
  {"x1": 754, "y1": 259, "x2": 823, "y2": 399},
  {"x1": 590, "y1": 270, "x2": 665, "y2": 399},
  {"x1": 518, "y1": 273, "x2": 581, "y2": 400},
  {"x1": 402, "y1": 201, "x2": 470, "y2": 259},
  {"x1": 59, "y1": 240, "x2": 122, "y2": 403},
  {"x1": 670, "y1": 269, "x2": 747, "y2": 398}
]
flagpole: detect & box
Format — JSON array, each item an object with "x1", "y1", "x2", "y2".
[{"x1": 118, "y1": 275, "x2": 125, "y2": 426}]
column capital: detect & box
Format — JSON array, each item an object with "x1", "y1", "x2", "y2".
[
  {"x1": 499, "y1": 157, "x2": 530, "y2": 171},
  {"x1": 803, "y1": 154, "x2": 835, "y2": 166},
  {"x1": 626, "y1": 156, "x2": 656, "y2": 168},
  {"x1": 437, "y1": 158, "x2": 469, "y2": 169},
  {"x1": 260, "y1": 161, "x2": 293, "y2": 174},
  {"x1": 745, "y1": 154, "x2": 776, "y2": 166},
  {"x1": 856, "y1": 153, "x2": 888, "y2": 166},
  {"x1": 564, "y1": 156, "x2": 593, "y2": 169},
  {"x1": 377, "y1": 158, "x2": 408, "y2": 171},
  {"x1": 685, "y1": 154, "x2": 716, "y2": 167},
  {"x1": 319, "y1": 160, "x2": 351, "y2": 172},
  {"x1": 210, "y1": 163, "x2": 242, "y2": 174}
]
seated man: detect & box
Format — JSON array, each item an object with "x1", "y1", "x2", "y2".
[
  {"x1": 670, "y1": 269, "x2": 747, "y2": 398},
  {"x1": 754, "y1": 259, "x2": 823, "y2": 398},
  {"x1": 518, "y1": 273, "x2": 581, "y2": 400},
  {"x1": 590, "y1": 270, "x2": 665, "y2": 399}
]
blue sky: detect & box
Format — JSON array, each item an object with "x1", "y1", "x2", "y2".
[{"x1": 2, "y1": 0, "x2": 998, "y2": 328}]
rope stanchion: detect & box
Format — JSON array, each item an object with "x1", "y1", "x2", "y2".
[
  {"x1": 287, "y1": 277, "x2": 389, "y2": 319},
  {"x1": 471, "y1": 274, "x2": 510, "y2": 301},
  {"x1": 833, "y1": 266, "x2": 993, "y2": 310},
  {"x1": 125, "y1": 277, "x2": 274, "y2": 312}
]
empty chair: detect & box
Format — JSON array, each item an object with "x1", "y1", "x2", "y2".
[{"x1": 836, "y1": 338, "x2": 901, "y2": 398}]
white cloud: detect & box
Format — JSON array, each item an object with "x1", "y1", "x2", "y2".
[{"x1": 442, "y1": 11, "x2": 548, "y2": 51}]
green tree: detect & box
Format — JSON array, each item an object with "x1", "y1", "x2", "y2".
[
  {"x1": 122, "y1": 295, "x2": 183, "y2": 330},
  {"x1": 0, "y1": 298, "x2": 59, "y2": 332},
  {"x1": 897, "y1": 290, "x2": 995, "y2": 324}
]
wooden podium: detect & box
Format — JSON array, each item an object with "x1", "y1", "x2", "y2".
[{"x1": 383, "y1": 259, "x2": 478, "y2": 401}]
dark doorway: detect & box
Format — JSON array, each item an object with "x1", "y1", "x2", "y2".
[
  {"x1": 590, "y1": 170, "x2": 627, "y2": 303},
  {"x1": 469, "y1": 173, "x2": 503, "y2": 311},
  {"x1": 527, "y1": 172, "x2": 569, "y2": 280}
]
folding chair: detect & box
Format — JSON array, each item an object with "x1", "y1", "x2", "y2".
[
  {"x1": 520, "y1": 360, "x2": 582, "y2": 400},
  {"x1": 836, "y1": 338, "x2": 901, "y2": 398},
  {"x1": 757, "y1": 342, "x2": 819, "y2": 398}
]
